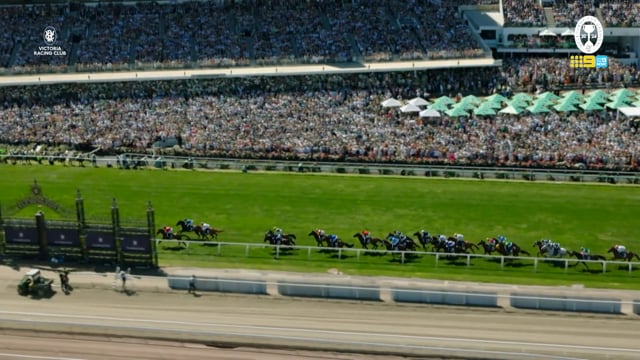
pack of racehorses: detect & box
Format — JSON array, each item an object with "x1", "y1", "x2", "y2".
[{"x1": 156, "y1": 220, "x2": 223, "y2": 245}]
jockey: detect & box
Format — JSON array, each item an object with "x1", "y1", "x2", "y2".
[
  {"x1": 504, "y1": 240, "x2": 513, "y2": 254},
  {"x1": 497, "y1": 235, "x2": 506, "y2": 244},
  {"x1": 202, "y1": 223, "x2": 211, "y2": 234},
  {"x1": 390, "y1": 235, "x2": 400, "y2": 249},
  {"x1": 615, "y1": 244, "x2": 626, "y2": 256},
  {"x1": 184, "y1": 218, "x2": 194, "y2": 230},
  {"x1": 446, "y1": 239, "x2": 456, "y2": 253},
  {"x1": 328, "y1": 234, "x2": 338, "y2": 247},
  {"x1": 317, "y1": 229, "x2": 325, "y2": 239},
  {"x1": 361, "y1": 230, "x2": 371, "y2": 242},
  {"x1": 580, "y1": 247, "x2": 590, "y2": 257},
  {"x1": 439, "y1": 234, "x2": 447, "y2": 243},
  {"x1": 273, "y1": 227, "x2": 283, "y2": 242},
  {"x1": 164, "y1": 226, "x2": 173, "y2": 239},
  {"x1": 420, "y1": 229, "x2": 429, "y2": 239},
  {"x1": 487, "y1": 237, "x2": 496, "y2": 245}
]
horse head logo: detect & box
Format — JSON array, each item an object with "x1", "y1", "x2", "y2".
[{"x1": 43, "y1": 26, "x2": 57, "y2": 45}]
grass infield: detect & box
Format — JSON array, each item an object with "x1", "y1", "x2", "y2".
[{"x1": 0, "y1": 165, "x2": 639, "y2": 289}]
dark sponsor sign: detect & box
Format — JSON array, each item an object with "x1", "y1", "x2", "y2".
[
  {"x1": 86, "y1": 230, "x2": 115, "y2": 250},
  {"x1": 47, "y1": 228, "x2": 80, "y2": 247},
  {"x1": 4, "y1": 227, "x2": 39, "y2": 245},
  {"x1": 121, "y1": 233, "x2": 150, "y2": 252}
]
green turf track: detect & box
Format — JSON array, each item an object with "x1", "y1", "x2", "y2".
[{"x1": 1, "y1": 165, "x2": 639, "y2": 289}]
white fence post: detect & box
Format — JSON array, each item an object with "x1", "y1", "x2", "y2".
[
  {"x1": 629, "y1": 262, "x2": 633, "y2": 273},
  {"x1": 534, "y1": 258, "x2": 538, "y2": 272},
  {"x1": 245, "y1": 244, "x2": 249, "y2": 257},
  {"x1": 217, "y1": 243, "x2": 221, "y2": 255},
  {"x1": 356, "y1": 249, "x2": 360, "y2": 262},
  {"x1": 401, "y1": 252, "x2": 405, "y2": 264},
  {"x1": 307, "y1": 247, "x2": 311, "y2": 259},
  {"x1": 564, "y1": 259, "x2": 569, "y2": 273},
  {"x1": 338, "y1": 248, "x2": 342, "y2": 259},
  {"x1": 603, "y1": 261, "x2": 607, "y2": 273},
  {"x1": 275, "y1": 245, "x2": 280, "y2": 259},
  {"x1": 500, "y1": 256, "x2": 504, "y2": 269},
  {"x1": 435, "y1": 253, "x2": 439, "y2": 267},
  {"x1": 466, "y1": 254, "x2": 471, "y2": 267}
]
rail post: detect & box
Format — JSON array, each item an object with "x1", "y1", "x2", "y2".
[
  {"x1": 401, "y1": 251, "x2": 405, "y2": 264},
  {"x1": 275, "y1": 245, "x2": 280, "y2": 259},
  {"x1": 338, "y1": 248, "x2": 342, "y2": 260},
  {"x1": 435, "y1": 253, "x2": 439, "y2": 267},
  {"x1": 356, "y1": 249, "x2": 360, "y2": 262},
  {"x1": 217, "y1": 243, "x2": 221, "y2": 255},
  {"x1": 602, "y1": 261, "x2": 606, "y2": 273},
  {"x1": 307, "y1": 246, "x2": 311, "y2": 259},
  {"x1": 564, "y1": 259, "x2": 569, "y2": 273},
  {"x1": 500, "y1": 256, "x2": 504, "y2": 269},
  {"x1": 466, "y1": 254, "x2": 471, "y2": 267},
  {"x1": 534, "y1": 258, "x2": 538, "y2": 272},
  {"x1": 245, "y1": 244, "x2": 249, "y2": 257},
  {"x1": 629, "y1": 262, "x2": 633, "y2": 273}
]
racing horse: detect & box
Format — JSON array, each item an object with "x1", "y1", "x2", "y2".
[
  {"x1": 607, "y1": 246, "x2": 640, "y2": 262},
  {"x1": 477, "y1": 239, "x2": 499, "y2": 255},
  {"x1": 446, "y1": 237, "x2": 479, "y2": 253},
  {"x1": 568, "y1": 250, "x2": 607, "y2": 270},
  {"x1": 264, "y1": 230, "x2": 297, "y2": 246},
  {"x1": 156, "y1": 228, "x2": 189, "y2": 247},
  {"x1": 176, "y1": 220, "x2": 195, "y2": 234},
  {"x1": 533, "y1": 240, "x2": 567, "y2": 258},
  {"x1": 413, "y1": 231, "x2": 438, "y2": 251},
  {"x1": 386, "y1": 234, "x2": 418, "y2": 252},
  {"x1": 353, "y1": 233, "x2": 384, "y2": 250},
  {"x1": 495, "y1": 242, "x2": 530, "y2": 257},
  {"x1": 308, "y1": 230, "x2": 327, "y2": 247},
  {"x1": 194, "y1": 226, "x2": 223, "y2": 240}
]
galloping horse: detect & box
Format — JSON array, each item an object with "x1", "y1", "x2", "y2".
[
  {"x1": 386, "y1": 234, "x2": 418, "y2": 252},
  {"x1": 568, "y1": 250, "x2": 606, "y2": 269},
  {"x1": 317, "y1": 233, "x2": 354, "y2": 249},
  {"x1": 193, "y1": 226, "x2": 223, "y2": 240},
  {"x1": 413, "y1": 231, "x2": 435, "y2": 251},
  {"x1": 353, "y1": 233, "x2": 384, "y2": 250},
  {"x1": 533, "y1": 240, "x2": 566, "y2": 258},
  {"x1": 496, "y1": 242, "x2": 530, "y2": 257},
  {"x1": 607, "y1": 246, "x2": 640, "y2": 262},
  {"x1": 264, "y1": 231, "x2": 297, "y2": 246},
  {"x1": 308, "y1": 230, "x2": 327, "y2": 247},
  {"x1": 176, "y1": 220, "x2": 194, "y2": 234},
  {"x1": 477, "y1": 239, "x2": 498, "y2": 255},
  {"x1": 156, "y1": 229, "x2": 188, "y2": 247}
]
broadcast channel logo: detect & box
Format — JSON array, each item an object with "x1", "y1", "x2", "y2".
[{"x1": 571, "y1": 16, "x2": 607, "y2": 69}]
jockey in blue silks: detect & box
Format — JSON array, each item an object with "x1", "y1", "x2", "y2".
[
  {"x1": 184, "y1": 218, "x2": 194, "y2": 230},
  {"x1": 391, "y1": 236, "x2": 400, "y2": 249},
  {"x1": 328, "y1": 234, "x2": 338, "y2": 247}
]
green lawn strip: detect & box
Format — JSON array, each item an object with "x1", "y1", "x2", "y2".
[{"x1": 1, "y1": 165, "x2": 639, "y2": 289}]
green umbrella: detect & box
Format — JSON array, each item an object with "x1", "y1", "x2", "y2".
[
  {"x1": 473, "y1": 103, "x2": 498, "y2": 116},
  {"x1": 532, "y1": 97, "x2": 556, "y2": 107},
  {"x1": 526, "y1": 102, "x2": 551, "y2": 114},
  {"x1": 586, "y1": 89, "x2": 608, "y2": 101},
  {"x1": 609, "y1": 91, "x2": 633, "y2": 103},
  {"x1": 605, "y1": 98, "x2": 630, "y2": 109},
  {"x1": 428, "y1": 102, "x2": 450, "y2": 112},
  {"x1": 498, "y1": 105, "x2": 523, "y2": 115},
  {"x1": 479, "y1": 100, "x2": 502, "y2": 109},
  {"x1": 536, "y1": 91, "x2": 561, "y2": 102},
  {"x1": 553, "y1": 101, "x2": 578, "y2": 112},
  {"x1": 454, "y1": 100, "x2": 476, "y2": 111},
  {"x1": 579, "y1": 100, "x2": 604, "y2": 111},
  {"x1": 461, "y1": 95, "x2": 481, "y2": 105},
  {"x1": 445, "y1": 106, "x2": 470, "y2": 117},
  {"x1": 610, "y1": 88, "x2": 635, "y2": 97},
  {"x1": 633, "y1": 100, "x2": 640, "y2": 107},
  {"x1": 507, "y1": 99, "x2": 529, "y2": 109},
  {"x1": 434, "y1": 96, "x2": 455, "y2": 105},
  {"x1": 511, "y1": 93, "x2": 533, "y2": 103},
  {"x1": 560, "y1": 90, "x2": 583, "y2": 104},
  {"x1": 485, "y1": 93, "x2": 508, "y2": 104}
]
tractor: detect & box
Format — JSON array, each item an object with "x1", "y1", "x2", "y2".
[{"x1": 17, "y1": 269, "x2": 54, "y2": 297}]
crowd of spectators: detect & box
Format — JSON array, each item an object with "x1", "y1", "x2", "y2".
[
  {"x1": 0, "y1": 0, "x2": 486, "y2": 73},
  {"x1": 506, "y1": 34, "x2": 575, "y2": 49},
  {"x1": 503, "y1": 0, "x2": 546, "y2": 27},
  {"x1": 552, "y1": 0, "x2": 596, "y2": 28},
  {"x1": 0, "y1": 64, "x2": 638, "y2": 170},
  {"x1": 599, "y1": 0, "x2": 640, "y2": 27}
]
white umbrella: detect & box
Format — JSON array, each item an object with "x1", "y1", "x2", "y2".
[
  {"x1": 400, "y1": 104, "x2": 421, "y2": 113},
  {"x1": 419, "y1": 109, "x2": 441, "y2": 118},
  {"x1": 539, "y1": 29, "x2": 557, "y2": 37},
  {"x1": 381, "y1": 98, "x2": 402, "y2": 107},
  {"x1": 409, "y1": 97, "x2": 430, "y2": 106},
  {"x1": 560, "y1": 28, "x2": 574, "y2": 37}
]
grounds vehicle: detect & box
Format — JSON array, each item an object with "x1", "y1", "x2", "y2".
[{"x1": 17, "y1": 269, "x2": 54, "y2": 297}]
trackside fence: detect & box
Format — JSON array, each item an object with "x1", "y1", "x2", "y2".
[{"x1": 155, "y1": 239, "x2": 640, "y2": 274}]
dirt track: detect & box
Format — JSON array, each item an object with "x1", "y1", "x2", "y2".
[{"x1": 0, "y1": 265, "x2": 639, "y2": 360}]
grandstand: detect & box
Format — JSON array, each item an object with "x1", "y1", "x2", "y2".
[{"x1": 0, "y1": 0, "x2": 639, "y2": 172}]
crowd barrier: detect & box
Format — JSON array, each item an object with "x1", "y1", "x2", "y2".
[
  {"x1": 165, "y1": 276, "x2": 634, "y2": 315},
  {"x1": 277, "y1": 281, "x2": 381, "y2": 301},
  {"x1": 391, "y1": 288, "x2": 498, "y2": 308},
  {"x1": 167, "y1": 276, "x2": 267, "y2": 295},
  {"x1": 510, "y1": 293, "x2": 622, "y2": 314}
]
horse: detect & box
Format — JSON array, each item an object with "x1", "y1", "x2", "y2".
[
  {"x1": 533, "y1": 240, "x2": 566, "y2": 258},
  {"x1": 264, "y1": 231, "x2": 297, "y2": 246},
  {"x1": 193, "y1": 225, "x2": 223, "y2": 240},
  {"x1": 308, "y1": 230, "x2": 327, "y2": 247},
  {"x1": 413, "y1": 231, "x2": 435, "y2": 251},
  {"x1": 568, "y1": 250, "x2": 606, "y2": 269},
  {"x1": 176, "y1": 220, "x2": 195, "y2": 234},
  {"x1": 386, "y1": 234, "x2": 418, "y2": 252},
  {"x1": 353, "y1": 233, "x2": 384, "y2": 250},
  {"x1": 477, "y1": 239, "x2": 498, "y2": 255},
  {"x1": 495, "y1": 242, "x2": 530, "y2": 257},
  {"x1": 446, "y1": 237, "x2": 477, "y2": 253},
  {"x1": 156, "y1": 228, "x2": 188, "y2": 247},
  {"x1": 607, "y1": 246, "x2": 640, "y2": 262}
]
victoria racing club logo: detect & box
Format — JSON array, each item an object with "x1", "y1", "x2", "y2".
[
  {"x1": 43, "y1": 26, "x2": 57, "y2": 45},
  {"x1": 574, "y1": 16, "x2": 604, "y2": 54}
]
